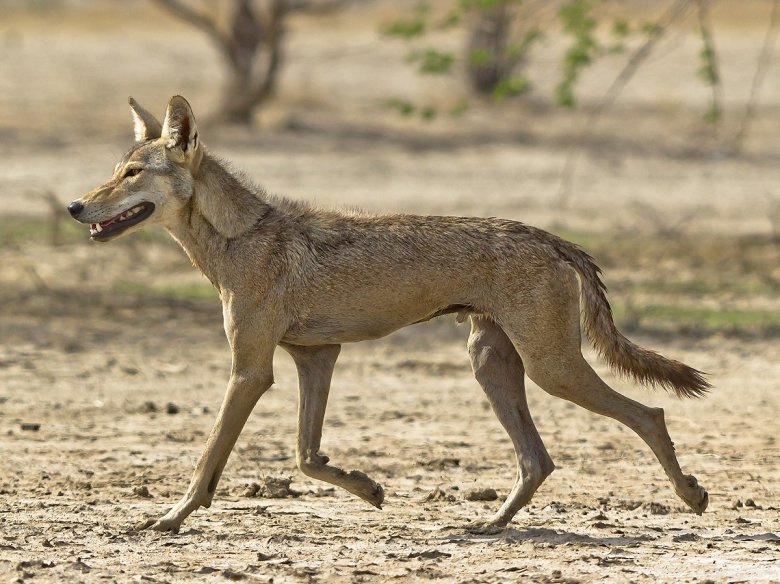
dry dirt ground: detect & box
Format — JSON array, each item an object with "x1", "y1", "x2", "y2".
[{"x1": 1, "y1": 2, "x2": 780, "y2": 582}]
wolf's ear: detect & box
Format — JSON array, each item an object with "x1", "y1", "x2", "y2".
[
  {"x1": 161, "y1": 95, "x2": 202, "y2": 171},
  {"x1": 128, "y1": 97, "x2": 162, "y2": 142}
]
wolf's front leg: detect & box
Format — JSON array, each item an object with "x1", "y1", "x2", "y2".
[
  {"x1": 137, "y1": 306, "x2": 280, "y2": 533},
  {"x1": 135, "y1": 366, "x2": 274, "y2": 533},
  {"x1": 283, "y1": 343, "x2": 384, "y2": 508}
]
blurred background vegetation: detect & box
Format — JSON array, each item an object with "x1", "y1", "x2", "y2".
[{"x1": 0, "y1": 0, "x2": 779, "y2": 342}]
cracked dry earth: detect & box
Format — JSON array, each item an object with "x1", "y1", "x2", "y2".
[{"x1": 1, "y1": 279, "x2": 779, "y2": 583}]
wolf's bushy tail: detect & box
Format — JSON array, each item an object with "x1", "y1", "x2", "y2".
[{"x1": 539, "y1": 229, "x2": 710, "y2": 398}]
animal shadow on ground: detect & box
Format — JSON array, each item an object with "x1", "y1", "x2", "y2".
[{"x1": 443, "y1": 526, "x2": 656, "y2": 548}]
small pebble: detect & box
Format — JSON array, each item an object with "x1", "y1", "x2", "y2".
[
  {"x1": 465, "y1": 488, "x2": 498, "y2": 502},
  {"x1": 141, "y1": 401, "x2": 157, "y2": 413},
  {"x1": 133, "y1": 486, "x2": 152, "y2": 498}
]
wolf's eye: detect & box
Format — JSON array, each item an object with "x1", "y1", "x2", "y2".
[{"x1": 124, "y1": 167, "x2": 143, "y2": 178}]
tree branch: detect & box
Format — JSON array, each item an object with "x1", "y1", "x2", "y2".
[
  {"x1": 557, "y1": 0, "x2": 695, "y2": 207},
  {"x1": 150, "y1": 0, "x2": 229, "y2": 49},
  {"x1": 696, "y1": 0, "x2": 723, "y2": 128},
  {"x1": 246, "y1": 0, "x2": 287, "y2": 108},
  {"x1": 731, "y1": 0, "x2": 780, "y2": 152}
]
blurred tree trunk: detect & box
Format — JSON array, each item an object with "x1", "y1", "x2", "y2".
[
  {"x1": 220, "y1": 0, "x2": 287, "y2": 123},
  {"x1": 466, "y1": 4, "x2": 514, "y2": 96},
  {"x1": 151, "y1": 0, "x2": 287, "y2": 124}
]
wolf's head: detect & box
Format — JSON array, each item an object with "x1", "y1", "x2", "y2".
[{"x1": 68, "y1": 96, "x2": 203, "y2": 242}]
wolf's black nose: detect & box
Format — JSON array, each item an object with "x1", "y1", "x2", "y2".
[{"x1": 67, "y1": 201, "x2": 84, "y2": 217}]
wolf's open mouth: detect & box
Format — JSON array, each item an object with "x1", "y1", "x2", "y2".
[{"x1": 90, "y1": 202, "x2": 155, "y2": 240}]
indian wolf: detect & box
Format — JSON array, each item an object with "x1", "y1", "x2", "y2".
[{"x1": 68, "y1": 96, "x2": 710, "y2": 533}]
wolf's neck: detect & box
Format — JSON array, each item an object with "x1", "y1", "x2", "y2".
[
  {"x1": 167, "y1": 152, "x2": 271, "y2": 287},
  {"x1": 192, "y1": 153, "x2": 270, "y2": 238}
]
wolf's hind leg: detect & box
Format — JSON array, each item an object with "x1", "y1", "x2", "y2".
[
  {"x1": 504, "y1": 268, "x2": 708, "y2": 514},
  {"x1": 466, "y1": 316, "x2": 554, "y2": 531},
  {"x1": 283, "y1": 344, "x2": 384, "y2": 509},
  {"x1": 526, "y1": 352, "x2": 708, "y2": 514}
]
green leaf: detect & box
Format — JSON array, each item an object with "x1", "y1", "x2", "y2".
[
  {"x1": 556, "y1": 0, "x2": 599, "y2": 109},
  {"x1": 697, "y1": 44, "x2": 719, "y2": 85},
  {"x1": 505, "y1": 28, "x2": 543, "y2": 59},
  {"x1": 704, "y1": 103, "x2": 721, "y2": 124},
  {"x1": 555, "y1": 81, "x2": 576, "y2": 108},
  {"x1": 380, "y1": 1, "x2": 430, "y2": 39},
  {"x1": 640, "y1": 21, "x2": 661, "y2": 36},
  {"x1": 420, "y1": 105, "x2": 438, "y2": 121},
  {"x1": 384, "y1": 98, "x2": 416, "y2": 116},
  {"x1": 492, "y1": 76, "x2": 531, "y2": 101},
  {"x1": 611, "y1": 19, "x2": 630, "y2": 38},
  {"x1": 460, "y1": 0, "x2": 521, "y2": 12},
  {"x1": 439, "y1": 9, "x2": 461, "y2": 29},
  {"x1": 417, "y1": 48, "x2": 455, "y2": 75},
  {"x1": 381, "y1": 18, "x2": 426, "y2": 39},
  {"x1": 559, "y1": 0, "x2": 596, "y2": 35},
  {"x1": 449, "y1": 99, "x2": 470, "y2": 117},
  {"x1": 469, "y1": 48, "x2": 494, "y2": 67},
  {"x1": 413, "y1": 1, "x2": 431, "y2": 17}
]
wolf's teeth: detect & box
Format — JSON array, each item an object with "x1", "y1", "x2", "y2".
[
  {"x1": 95, "y1": 224, "x2": 103, "y2": 233},
  {"x1": 132, "y1": 206, "x2": 142, "y2": 213}
]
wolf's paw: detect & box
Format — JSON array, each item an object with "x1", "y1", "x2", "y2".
[
  {"x1": 465, "y1": 520, "x2": 505, "y2": 535},
  {"x1": 371, "y1": 483, "x2": 385, "y2": 509},
  {"x1": 133, "y1": 514, "x2": 184, "y2": 533},
  {"x1": 360, "y1": 481, "x2": 384, "y2": 510},
  {"x1": 346, "y1": 470, "x2": 384, "y2": 509},
  {"x1": 677, "y1": 474, "x2": 708, "y2": 515}
]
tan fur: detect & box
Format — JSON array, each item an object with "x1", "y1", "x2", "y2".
[{"x1": 69, "y1": 96, "x2": 710, "y2": 534}]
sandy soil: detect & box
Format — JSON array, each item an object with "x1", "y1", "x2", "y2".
[
  {"x1": 1, "y1": 2, "x2": 779, "y2": 582},
  {"x1": 1, "y1": 277, "x2": 779, "y2": 583}
]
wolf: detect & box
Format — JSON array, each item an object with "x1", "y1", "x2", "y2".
[{"x1": 67, "y1": 96, "x2": 710, "y2": 533}]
